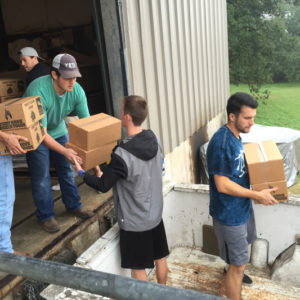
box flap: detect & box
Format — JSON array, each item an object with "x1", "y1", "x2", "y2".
[
  {"x1": 262, "y1": 140, "x2": 282, "y2": 161},
  {"x1": 68, "y1": 113, "x2": 121, "y2": 150},
  {"x1": 69, "y1": 113, "x2": 120, "y2": 132},
  {"x1": 244, "y1": 143, "x2": 263, "y2": 164},
  {"x1": 244, "y1": 140, "x2": 286, "y2": 184},
  {"x1": 244, "y1": 140, "x2": 282, "y2": 163}
]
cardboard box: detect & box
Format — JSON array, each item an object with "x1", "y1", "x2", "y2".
[
  {"x1": 0, "y1": 78, "x2": 25, "y2": 97},
  {"x1": 0, "y1": 69, "x2": 26, "y2": 80},
  {"x1": 0, "y1": 120, "x2": 45, "y2": 155},
  {"x1": 66, "y1": 141, "x2": 117, "y2": 170},
  {"x1": 244, "y1": 140, "x2": 288, "y2": 202},
  {"x1": 252, "y1": 180, "x2": 288, "y2": 202},
  {"x1": 0, "y1": 96, "x2": 17, "y2": 103},
  {"x1": 0, "y1": 96, "x2": 44, "y2": 130},
  {"x1": 68, "y1": 113, "x2": 121, "y2": 150}
]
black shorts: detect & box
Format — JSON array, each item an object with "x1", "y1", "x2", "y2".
[{"x1": 120, "y1": 220, "x2": 169, "y2": 269}]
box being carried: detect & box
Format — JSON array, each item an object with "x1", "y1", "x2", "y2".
[
  {"x1": 66, "y1": 141, "x2": 117, "y2": 170},
  {"x1": 244, "y1": 140, "x2": 288, "y2": 202},
  {"x1": 0, "y1": 120, "x2": 45, "y2": 155},
  {"x1": 0, "y1": 78, "x2": 25, "y2": 97},
  {"x1": 0, "y1": 96, "x2": 44, "y2": 130},
  {"x1": 68, "y1": 113, "x2": 121, "y2": 150},
  {"x1": 67, "y1": 113, "x2": 121, "y2": 170},
  {"x1": 0, "y1": 96, "x2": 17, "y2": 103}
]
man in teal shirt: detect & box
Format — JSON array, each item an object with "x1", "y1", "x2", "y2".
[{"x1": 24, "y1": 53, "x2": 100, "y2": 233}]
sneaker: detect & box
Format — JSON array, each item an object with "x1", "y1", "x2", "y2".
[
  {"x1": 51, "y1": 184, "x2": 60, "y2": 191},
  {"x1": 73, "y1": 207, "x2": 95, "y2": 219},
  {"x1": 40, "y1": 218, "x2": 60, "y2": 233},
  {"x1": 223, "y1": 267, "x2": 253, "y2": 285}
]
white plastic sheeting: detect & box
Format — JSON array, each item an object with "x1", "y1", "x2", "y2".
[
  {"x1": 241, "y1": 124, "x2": 300, "y2": 187},
  {"x1": 200, "y1": 124, "x2": 300, "y2": 187}
]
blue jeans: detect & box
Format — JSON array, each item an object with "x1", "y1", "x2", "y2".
[
  {"x1": 0, "y1": 155, "x2": 14, "y2": 253},
  {"x1": 26, "y1": 134, "x2": 82, "y2": 222}
]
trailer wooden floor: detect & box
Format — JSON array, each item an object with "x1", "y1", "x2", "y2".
[
  {"x1": 4, "y1": 174, "x2": 300, "y2": 299},
  {"x1": 0, "y1": 174, "x2": 114, "y2": 299},
  {"x1": 41, "y1": 245, "x2": 300, "y2": 299},
  {"x1": 149, "y1": 246, "x2": 300, "y2": 300}
]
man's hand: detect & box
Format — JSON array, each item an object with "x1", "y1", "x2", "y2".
[
  {"x1": 5, "y1": 134, "x2": 28, "y2": 155},
  {"x1": 93, "y1": 165, "x2": 102, "y2": 177},
  {"x1": 73, "y1": 158, "x2": 84, "y2": 172},
  {"x1": 254, "y1": 187, "x2": 279, "y2": 205},
  {"x1": 214, "y1": 174, "x2": 280, "y2": 206},
  {"x1": 63, "y1": 147, "x2": 83, "y2": 165}
]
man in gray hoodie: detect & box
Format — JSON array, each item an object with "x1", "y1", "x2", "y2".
[{"x1": 73, "y1": 95, "x2": 169, "y2": 283}]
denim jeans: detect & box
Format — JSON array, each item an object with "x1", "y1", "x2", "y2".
[
  {"x1": 0, "y1": 155, "x2": 14, "y2": 253},
  {"x1": 26, "y1": 134, "x2": 82, "y2": 222}
]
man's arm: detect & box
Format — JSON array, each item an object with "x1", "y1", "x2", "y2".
[
  {"x1": 73, "y1": 85, "x2": 90, "y2": 119},
  {"x1": 93, "y1": 166, "x2": 102, "y2": 177},
  {"x1": 0, "y1": 131, "x2": 28, "y2": 155},
  {"x1": 214, "y1": 174, "x2": 278, "y2": 205},
  {"x1": 42, "y1": 128, "x2": 82, "y2": 164},
  {"x1": 73, "y1": 153, "x2": 127, "y2": 193}
]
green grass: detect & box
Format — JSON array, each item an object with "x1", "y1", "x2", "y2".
[{"x1": 230, "y1": 83, "x2": 300, "y2": 130}]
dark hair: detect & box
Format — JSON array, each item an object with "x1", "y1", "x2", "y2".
[
  {"x1": 123, "y1": 95, "x2": 148, "y2": 126},
  {"x1": 226, "y1": 92, "x2": 258, "y2": 118},
  {"x1": 50, "y1": 67, "x2": 60, "y2": 78}
]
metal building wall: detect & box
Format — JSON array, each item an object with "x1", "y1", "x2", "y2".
[{"x1": 122, "y1": 0, "x2": 230, "y2": 154}]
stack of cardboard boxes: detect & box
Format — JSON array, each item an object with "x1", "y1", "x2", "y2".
[
  {"x1": 66, "y1": 113, "x2": 121, "y2": 170},
  {"x1": 0, "y1": 96, "x2": 45, "y2": 155},
  {"x1": 0, "y1": 78, "x2": 26, "y2": 103}
]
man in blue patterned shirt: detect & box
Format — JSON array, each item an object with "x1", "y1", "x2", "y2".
[{"x1": 207, "y1": 92, "x2": 278, "y2": 300}]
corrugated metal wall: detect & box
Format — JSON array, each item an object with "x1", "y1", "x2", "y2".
[{"x1": 122, "y1": 0, "x2": 230, "y2": 154}]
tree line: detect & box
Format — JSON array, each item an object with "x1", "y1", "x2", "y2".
[{"x1": 227, "y1": 0, "x2": 300, "y2": 88}]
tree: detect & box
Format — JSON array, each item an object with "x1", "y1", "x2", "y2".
[
  {"x1": 227, "y1": 0, "x2": 295, "y2": 86},
  {"x1": 269, "y1": 2, "x2": 300, "y2": 82},
  {"x1": 286, "y1": 6, "x2": 300, "y2": 36}
]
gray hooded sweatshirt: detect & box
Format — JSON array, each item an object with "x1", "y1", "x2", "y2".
[{"x1": 82, "y1": 129, "x2": 164, "y2": 231}]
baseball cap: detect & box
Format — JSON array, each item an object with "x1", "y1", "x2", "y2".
[
  {"x1": 18, "y1": 47, "x2": 44, "y2": 60},
  {"x1": 52, "y1": 53, "x2": 81, "y2": 78}
]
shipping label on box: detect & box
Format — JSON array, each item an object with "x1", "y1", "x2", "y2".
[
  {"x1": 0, "y1": 96, "x2": 44, "y2": 130},
  {"x1": 68, "y1": 113, "x2": 121, "y2": 150},
  {"x1": 0, "y1": 120, "x2": 45, "y2": 155},
  {"x1": 66, "y1": 141, "x2": 117, "y2": 170},
  {"x1": 244, "y1": 140, "x2": 288, "y2": 202},
  {"x1": 0, "y1": 78, "x2": 25, "y2": 97}
]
